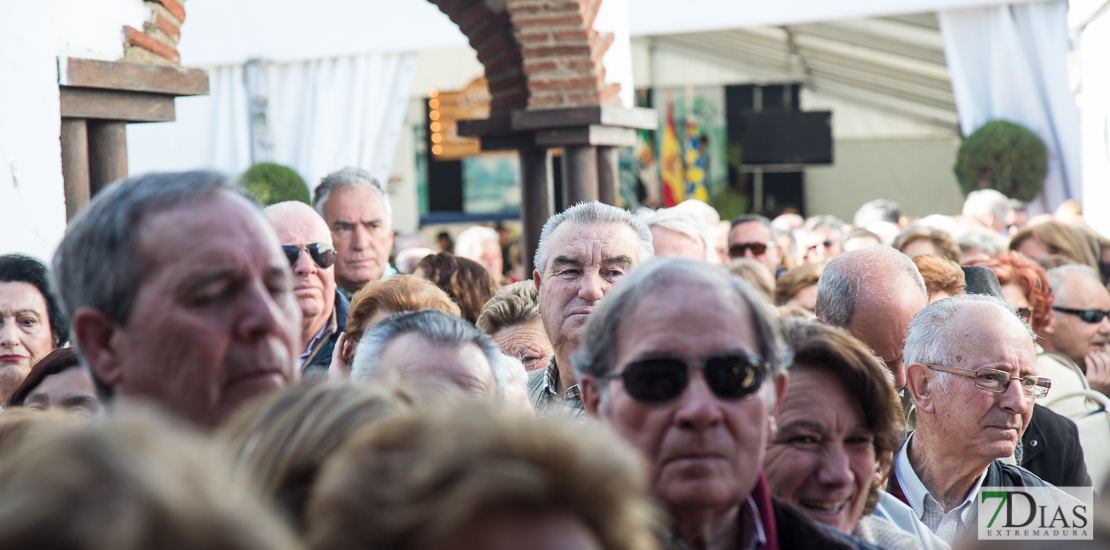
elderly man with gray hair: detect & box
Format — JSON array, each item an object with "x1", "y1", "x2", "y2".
[
  {"x1": 889, "y1": 294, "x2": 1057, "y2": 545},
  {"x1": 962, "y1": 189, "x2": 1012, "y2": 234},
  {"x1": 54, "y1": 171, "x2": 302, "y2": 426},
  {"x1": 641, "y1": 207, "x2": 713, "y2": 262},
  {"x1": 576, "y1": 258, "x2": 871, "y2": 550},
  {"x1": 815, "y1": 247, "x2": 928, "y2": 392},
  {"x1": 528, "y1": 201, "x2": 654, "y2": 415},
  {"x1": 313, "y1": 167, "x2": 396, "y2": 298}
]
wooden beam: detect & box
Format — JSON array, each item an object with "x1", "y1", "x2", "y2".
[
  {"x1": 535, "y1": 125, "x2": 637, "y2": 147},
  {"x1": 60, "y1": 118, "x2": 90, "y2": 221},
  {"x1": 59, "y1": 87, "x2": 175, "y2": 122},
  {"x1": 513, "y1": 106, "x2": 657, "y2": 131},
  {"x1": 561, "y1": 146, "x2": 598, "y2": 206},
  {"x1": 597, "y1": 146, "x2": 620, "y2": 206},
  {"x1": 61, "y1": 57, "x2": 208, "y2": 96},
  {"x1": 518, "y1": 147, "x2": 553, "y2": 275},
  {"x1": 88, "y1": 121, "x2": 129, "y2": 194}
]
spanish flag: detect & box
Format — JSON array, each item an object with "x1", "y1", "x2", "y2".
[{"x1": 660, "y1": 101, "x2": 685, "y2": 207}]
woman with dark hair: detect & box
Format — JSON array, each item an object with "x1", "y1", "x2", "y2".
[
  {"x1": 412, "y1": 252, "x2": 498, "y2": 324},
  {"x1": 0, "y1": 254, "x2": 68, "y2": 404},
  {"x1": 6, "y1": 348, "x2": 99, "y2": 416},
  {"x1": 770, "y1": 319, "x2": 946, "y2": 550}
]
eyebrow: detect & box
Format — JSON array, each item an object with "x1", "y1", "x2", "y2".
[
  {"x1": 603, "y1": 255, "x2": 633, "y2": 266},
  {"x1": 24, "y1": 392, "x2": 48, "y2": 405},
  {"x1": 63, "y1": 395, "x2": 98, "y2": 408},
  {"x1": 551, "y1": 256, "x2": 584, "y2": 268}
]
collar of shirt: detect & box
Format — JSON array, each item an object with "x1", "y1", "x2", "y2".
[
  {"x1": 539, "y1": 358, "x2": 585, "y2": 416},
  {"x1": 894, "y1": 432, "x2": 985, "y2": 542},
  {"x1": 298, "y1": 307, "x2": 338, "y2": 369}
]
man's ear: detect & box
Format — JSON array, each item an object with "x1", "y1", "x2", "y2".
[
  {"x1": 905, "y1": 363, "x2": 935, "y2": 414},
  {"x1": 71, "y1": 307, "x2": 124, "y2": 387},
  {"x1": 532, "y1": 269, "x2": 542, "y2": 294},
  {"x1": 1042, "y1": 311, "x2": 1056, "y2": 335},
  {"x1": 580, "y1": 375, "x2": 602, "y2": 418}
]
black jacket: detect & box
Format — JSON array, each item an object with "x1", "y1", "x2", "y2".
[
  {"x1": 773, "y1": 498, "x2": 884, "y2": 550},
  {"x1": 1021, "y1": 404, "x2": 1092, "y2": 487},
  {"x1": 303, "y1": 290, "x2": 349, "y2": 377},
  {"x1": 890, "y1": 458, "x2": 1058, "y2": 507}
]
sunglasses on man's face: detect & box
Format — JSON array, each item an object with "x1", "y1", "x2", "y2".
[
  {"x1": 1053, "y1": 306, "x2": 1110, "y2": 324},
  {"x1": 606, "y1": 353, "x2": 767, "y2": 403},
  {"x1": 282, "y1": 243, "x2": 336, "y2": 269},
  {"x1": 729, "y1": 242, "x2": 772, "y2": 259}
]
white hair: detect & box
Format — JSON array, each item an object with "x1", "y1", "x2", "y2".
[
  {"x1": 312, "y1": 167, "x2": 392, "y2": 226},
  {"x1": 642, "y1": 208, "x2": 713, "y2": 262},
  {"x1": 1046, "y1": 264, "x2": 1101, "y2": 304},
  {"x1": 904, "y1": 294, "x2": 1033, "y2": 390},
  {"x1": 962, "y1": 189, "x2": 1011, "y2": 226},
  {"x1": 671, "y1": 199, "x2": 721, "y2": 225},
  {"x1": 534, "y1": 202, "x2": 653, "y2": 275},
  {"x1": 454, "y1": 226, "x2": 500, "y2": 263}
]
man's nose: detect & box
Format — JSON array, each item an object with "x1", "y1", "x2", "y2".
[
  {"x1": 674, "y1": 372, "x2": 724, "y2": 432},
  {"x1": 999, "y1": 377, "x2": 1031, "y2": 415},
  {"x1": 236, "y1": 281, "x2": 290, "y2": 342},
  {"x1": 351, "y1": 226, "x2": 370, "y2": 250},
  {"x1": 578, "y1": 270, "x2": 606, "y2": 302},
  {"x1": 744, "y1": 247, "x2": 757, "y2": 259},
  {"x1": 1098, "y1": 315, "x2": 1110, "y2": 334},
  {"x1": 292, "y1": 249, "x2": 317, "y2": 276}
]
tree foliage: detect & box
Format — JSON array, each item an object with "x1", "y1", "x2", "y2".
[
  {"x1": 954, "y1": 120, "x2": 1047, "y2": 202},
  {"x1": 239, "y1": 163, "x2": 310, "y2": 206}
]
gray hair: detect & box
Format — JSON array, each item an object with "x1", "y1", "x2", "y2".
[
  {"x1": 642, "y1": 208, "x2": 712, "y2": 261},
  {"x1": 573, "y1": 258, "x2": 789, "y2": 384},
  {"x1": 53, "y1": 171, "x2": 243, "y2": 326},
  {"x1": 730, "y1": 213, "x2": 772, "y2": 232},
  {"x1": 476, "y1": 280, "x2": 540, "y2": 335},
  {"x1": 1046, "y1": 264, "x2": 1101, "y2": 304},
  {"x1": 454, "y1": 226, "x2": 500, "y2": 262},
  {"x1": 351, "y1": 309, "x2": 503, "y2": 395},
  {"x1": 854, "y1": 199, "x2": 901, "y2": 227},
  {"x1": 312, "y1": 167, "x2": 392, "y2": 226},
  {"x1": 533, "y1": 202, "x2": 653, "y2": 275},
  {"x1": 815, "y1": 247, "x2": 927, "y2": 328},
  {"x1": 904, "y1": 294, "x2": 1033, "y2": 388},
  {"x1": 962, "y1": 189, "x2": 1011, "y2": 225}
]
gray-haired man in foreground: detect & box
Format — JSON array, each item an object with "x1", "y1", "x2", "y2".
[{"x1": 54, "y1": 171, "x2": 302, "y2": 427}]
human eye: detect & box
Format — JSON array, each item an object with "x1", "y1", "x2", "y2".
[
  {"x1": 333, "y1": 221, "x2": 354, "y2": 233},
  {"x1": 846, "y1": 431, "x2": 874, "y2": 446},
  {"x1": 17, "y1": 315, "x2": 39, "y2": 329}
]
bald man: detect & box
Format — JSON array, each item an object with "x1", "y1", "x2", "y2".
[{"x1": 265, "y1": 201, "x2": 348, "y2": 376}]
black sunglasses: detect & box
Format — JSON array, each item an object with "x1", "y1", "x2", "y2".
[
  {"x1": 729, "y1": 242, "x2": 772, "y2": 258},
  {"x1": 282, "y1": 243, "x2": 336, "y2": 269},
  {"x1": 1053, "y1": 306, "x2": 1110, "y2": 324},
  {"x1": 606, "y1": 353, "x2": 767, "y2": 403}
]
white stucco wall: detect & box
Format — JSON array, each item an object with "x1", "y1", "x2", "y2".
[
  {"x1": 0, "y1": 3, "x2": 67, "y2": 262},
  {"x1": 0, "y1": 0, "x2": 148, "y2": 261}
]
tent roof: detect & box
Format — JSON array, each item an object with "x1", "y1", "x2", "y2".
[{"x1": 644, "y1": 14, "x2": 959, "y2": 131}]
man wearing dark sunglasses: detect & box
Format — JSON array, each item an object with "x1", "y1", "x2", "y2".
[
  {"x1": 265, "y1": 202, "x2": 348, "y2": 376},
  {"x1": 728, "y1": 214, "x2": 784, "y2": 278},
  {"x1": 576, "y1": 260, "x2": 868, "y2": 550},
  {"x1": 1042, "y1": 265, "x2": 1110, "y2": 397}
]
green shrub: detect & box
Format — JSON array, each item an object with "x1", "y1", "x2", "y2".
[
  {"x1": 239, "y1": 163, "x2": 310, "y2": 206},
  {"x1": 954, "y1": 120, "x2": 1047, "y2": 202}
]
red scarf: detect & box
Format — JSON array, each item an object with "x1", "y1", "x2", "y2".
[{"x1": 751, "y1": 471, "x2": 780, "y2": 550}]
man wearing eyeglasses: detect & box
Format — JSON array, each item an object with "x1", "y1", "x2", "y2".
[
  {"x1": 265, "y1": 201, "x2": 347, "y2": 376},
  {"x1": 728, "y1": 214, "x2": 784, "y2": 277},
  {"x1": 890, "y1": 294, "x2": 1058, "y2": 545},
  {"x1": 1042, "y1": 264, "x2": 1110, "y2": 397},
  {"x1": 577, "y1": 259, "x2": 868, "y2": 550}
]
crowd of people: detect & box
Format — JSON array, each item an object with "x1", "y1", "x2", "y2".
[{"x1": 0, "y1": 168, "x2": 1108, "y2": 549}]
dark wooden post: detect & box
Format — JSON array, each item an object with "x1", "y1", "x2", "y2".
[
  {"x1": 596, "y1": 146, "x2": 620, "y2": 206},
  {"x1": 60, "y1": 118, "x2": 90, "y2": 221},
  {"x1": 519, "y1": 147, "x2": 553, "y2": 276},
  {"x1": 88, "y1": 121, "x2": 129, "y2": 195},
  {"x1": 560, "y1": 145, "x2": 598, "y2": 207}
]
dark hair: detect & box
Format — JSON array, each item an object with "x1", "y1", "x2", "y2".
[
  {"x1": 414, "y1": 252, "x2": 497, "y2": 324},
  {"x1": 779, "y1": 319, "x2": 902, "y2": 458},
  {"x1": 730, "y1": 213, "x2": 773, "y2": 231},
  {"x1": 0, "y1": 254, "x2": 67, "y2": 347},
  {"x1": 7, "y1": 348, "x2": 80, "y2": 407}
]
